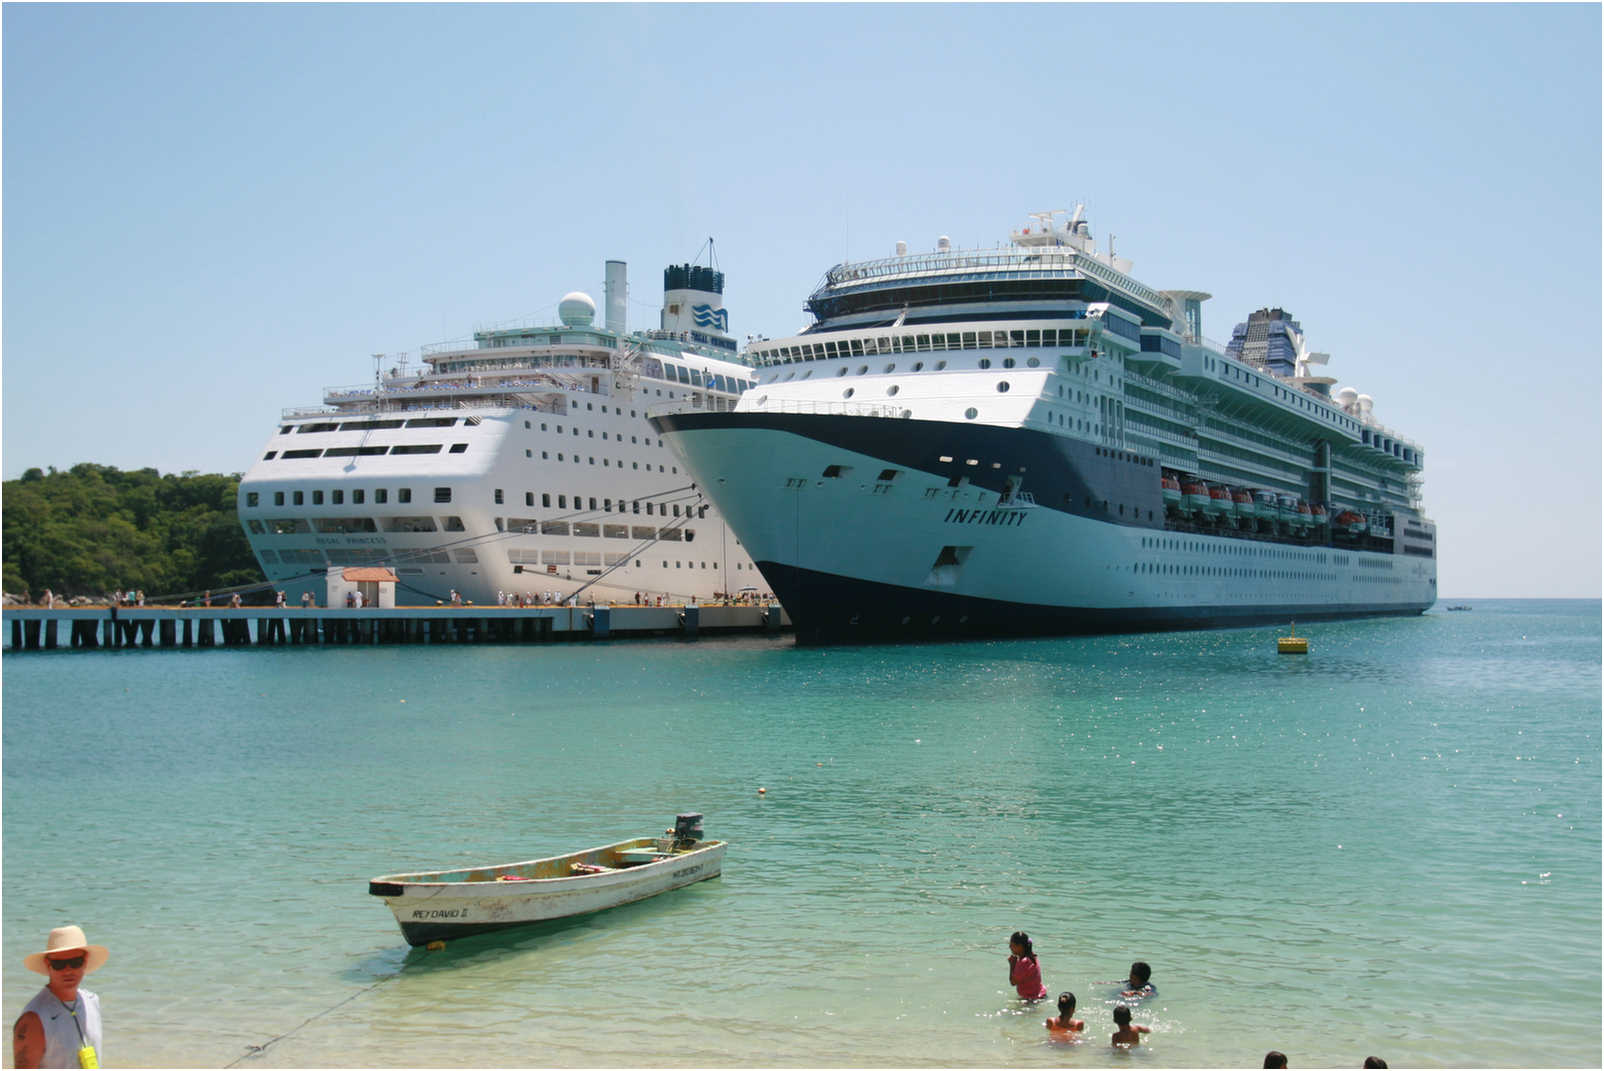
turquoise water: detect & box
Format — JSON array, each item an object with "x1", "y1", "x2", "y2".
[{"x1": 3, "y1": 600, "x2": 1598, "y2": 1068}]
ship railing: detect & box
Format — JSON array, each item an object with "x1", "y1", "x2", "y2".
[
  {"x1": 751, "y1": 399, "x2": 908, "y2": 419},
  {"x1": 419, "y1": 338, "x2": 478, "y2": 356}
]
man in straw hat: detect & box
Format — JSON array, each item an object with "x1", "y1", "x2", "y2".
[{"x1": 13, "y1": 925, "x2": 106, "y2": 1069}]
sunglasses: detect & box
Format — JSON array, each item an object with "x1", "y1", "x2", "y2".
[{"x1": 46, "y1": 956, "x2": 85, "y2": 971}]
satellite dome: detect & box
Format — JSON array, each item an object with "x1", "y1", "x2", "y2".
[{"x1": 558, "y1": 291, "x2": 596, "y2": 327}]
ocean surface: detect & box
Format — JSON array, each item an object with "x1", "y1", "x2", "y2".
[{"x1": 3, "y1": 599, "x2": 1598, "y2": 1068}]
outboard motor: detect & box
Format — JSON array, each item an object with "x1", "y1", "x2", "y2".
[{"x1": 672, "y1": 812, "x2": 704, "y2": 849}]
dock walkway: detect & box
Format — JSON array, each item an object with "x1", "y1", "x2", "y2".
[{"x1": 3, "y1": 604, "x2": 790, "y2": 652}]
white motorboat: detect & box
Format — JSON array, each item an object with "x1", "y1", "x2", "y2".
[{"x1": 368, "y1": 814, "x2": 724, "y2": 946}]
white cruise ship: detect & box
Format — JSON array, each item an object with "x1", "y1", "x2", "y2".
[
  {"x1": 651, "y1": 208, "x2": 1437, "y2": 643},
  {"x1": 237, "y1": 259, "x2": 768, "y2": 606}
]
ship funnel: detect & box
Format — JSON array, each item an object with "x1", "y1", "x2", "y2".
[
  {"x1": 604, "y1": 260, "x2": 627, "y2": 334},
  {"x1": 661, "y1": 262, "x2": 729, "y2": 339}
]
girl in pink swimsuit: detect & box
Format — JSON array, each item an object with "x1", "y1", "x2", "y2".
[{"x1": 1007, "y1": 931, "x2": 1048, "y2": 1000}]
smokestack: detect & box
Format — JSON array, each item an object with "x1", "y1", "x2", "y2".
[{"x1": 604, "y1": 260, "x2": 627, "y2": 334}]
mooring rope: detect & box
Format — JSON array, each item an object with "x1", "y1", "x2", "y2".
[{"x1": 224, "y1": 974, "x2": 395, "y2": 1066}]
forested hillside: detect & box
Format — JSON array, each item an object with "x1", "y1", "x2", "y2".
[{"x1": 3, "y1": 464, "x2": 261, "y2": 600}]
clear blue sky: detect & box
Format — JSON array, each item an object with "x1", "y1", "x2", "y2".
[{"x1": 4, "y1": 3, "x2": 1598, "y2": 597}]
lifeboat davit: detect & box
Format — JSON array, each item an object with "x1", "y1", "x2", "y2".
[
  {"x1": 1296, "y1": 501, "x2": 1314, "y2": 531},
  {"x1": 1161, "y1": 474, "x2": 1182, "y2": 514},
  {"x1": 1311, "y1": 504, "x2": 1329, "y2": 528},
  {"x1": 1207, "y1": 484, "x2": 1233, "y2": 520},
  {"x1": 1277, "y1": 493, "x2": 1299, "y2": 526},
  {"x1": 1182, "y1": 478, "x2": 1210, "y2": 514}
]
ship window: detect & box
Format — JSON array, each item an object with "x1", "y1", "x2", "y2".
[
  {"x1": 843, "y1": 388, "x2": 855, "y2": 399},
  {"x1": 312, "y1": 490, "x2": 324, "y2": 505},
  {"x1": 282, "y1": 449, "x2": 322, "y2": 459},
  {"x1": 280, "y1": 426, "x2": 292, "y2": 435},
  {"x1": 837, "y1": 367, "x2": 848, "y2": 377},
  {"x1": 964, "y1": 408, "x2": 978, "y2": 420},
  {"x1": 332, "y1": 490, "x2": 344, "y2": 505},
  {"x1": 997, "y1": 382, "x2": 1010, "y2": 393},
  {"x1": 886, "y1": 385, "x2": 899, "y2": 396},
  {"x1": 913, "y1": 362, "x2": 923, "y2": 372},
  {"x1": 390, "y1": 444, "x2": 443, "y2": 455},
  {"x1": 494, "y1": 489, "x2": 504, "y2": 505},
  {"x1": 274, "y1": 491, "x2": 285, "y2": 506},
  {"x1": 935, "y1": 360, "x2": 947, "y2": 371},
  {"x1": 263, "y1": 451, "x2": 277, "y2": 461},
  {"x1": 353, "y1": 489, "x2": 365, "y2": 504},
  {"x1": 434, "y1": 487, "x2": 452, "y2": 503},
  {"x1": 979, "y1": 359, "x2": 991, "y2": 370},
  {"x1": 246, "y1": 492, "x2": 259, "y2": 507},
  {"x1": 1003, "y1": 358, "x2": 1016, "y2": 369},
  {"x1": 883, "y1": 363, "x2": 895, "y2": 374},
  {"x1": 399, "y1": 488, "x2": 411, "y2": 503},
  {"x1": 857, "y1": 365, "x2": 868, "y2": 375}
]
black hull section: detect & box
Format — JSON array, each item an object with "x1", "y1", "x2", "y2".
[
  {"x1": 399, "y1": 917, "x2": 540, "y2": 947},
  {"x1": 758, "y1": 561, "x2": 1432, "y2": 646}
]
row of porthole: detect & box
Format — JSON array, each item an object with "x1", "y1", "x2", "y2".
[
  {"x1": 768, "y1": 355, "x2": 1044, "y2": 384},
  {"x1": 838, "y1": 382, "x2": 1011, "y2": 402}
]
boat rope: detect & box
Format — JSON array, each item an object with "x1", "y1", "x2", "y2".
[{"x1": 223, "y1": 974, "x2": 395, "y2": 1067}]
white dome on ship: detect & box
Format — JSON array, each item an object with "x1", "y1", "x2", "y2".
[{"x1": 558, "y1": 291, "x2": 596, "y2": 327}]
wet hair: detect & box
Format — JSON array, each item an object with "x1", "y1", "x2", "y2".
[
  {"x1": 1264, "y1": 1053, "x2": 1288, "y2": 1069},
  {"x1": 1010, "y1": 931, "x2": 1036, "y2": 960},
  {"x1": 1362, "y1": 1060, "x2": 1387, "y2": 1069},
  {"x1": 1129, "y1": 961, "x2": 1151, "y2": 985},
  {"x1": 1113, "y1": 1005, "x2": 1132, "y2": 1026},
  {"x1": 1057, "y1": 992, "x2": 1076, "y2": 1015}
]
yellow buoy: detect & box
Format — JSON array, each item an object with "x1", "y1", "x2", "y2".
[{"x1": 1277, "y1": 622, "x2": 1308, "y2": 654}]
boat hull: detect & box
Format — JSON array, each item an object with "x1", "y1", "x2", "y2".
[
  {"x1": 650, "y1": 411, "x2": 1435, "y2": 645},
  {"x1": 371, "y1": 837, "x2": 725, "y2": 946}
]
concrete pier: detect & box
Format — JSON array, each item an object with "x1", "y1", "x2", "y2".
[{"x1": 3, "y1": 604, "x2": 789, "y2": 652}]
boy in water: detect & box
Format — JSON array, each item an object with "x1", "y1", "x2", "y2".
[
  {"x1": 1111, "y1": 1005, "x2": 1150, "y2": 1048},
  {"x1": 1121, "y1": 960, "x2": 1156, "y2": 998},
  {"x1": 1044, "y1": 992, "x2": 1084, "y2": 1035}
]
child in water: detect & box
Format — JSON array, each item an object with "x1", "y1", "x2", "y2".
[
  {"x1": 1121, "y1": 960, "x2": 1156, "y2": 998},
  {"x1": 1044, "y1": 991, "x2": 1084, "y2": 1035},
  {"x1": 1111, "y1": 1005, "x2": 1151, "y2": 1048},
  {"x1": 1007, "y1": 931, "x2": 1048, "y2": 1000}
]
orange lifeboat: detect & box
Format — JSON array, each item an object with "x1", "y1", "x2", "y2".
[
  {"x1": 1207, "y1": 483, "x2": 1233, "y2": 520},
  {"x1": 1161, "y1": 473, "x2": 1182, "y2": 514},
  {"x1": 1182, "y1": 478, "x2": 1210, "y2": 514},
  {"x1": 1232, "y1": 489, "x2": 1255, "y2": 526},
  {"x1": 1333, "y1": 509, "x2": 1368, "y2": 538}
]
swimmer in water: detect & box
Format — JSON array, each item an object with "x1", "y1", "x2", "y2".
[
  {"x1": 1007, "y1": 932, "x2": 1048, "y2": 1001},
  {"x1": 1044, "y1": 991, "x2": 1084, "y2": 1035},
  {"x1": 1121, "y1": 960, "x2": 1156, "y2": 998},
  {"x1": 1264, "y1": 1052, "x2": 1288, "y2": 1068},
  {"x1": 1111, "y1": 1004, "x2": 1150, "y2": 1048}
]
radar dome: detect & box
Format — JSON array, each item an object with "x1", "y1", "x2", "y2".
[
  {"x1": 1335, "y1": 386, "x2": 1358, "y2": 407},
  {"x1": 558, "y1": 291, "x2": 596, "y2": 327}
]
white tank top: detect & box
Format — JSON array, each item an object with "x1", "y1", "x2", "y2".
[{"x1": 21, "y1": 987, "x2": 101, "y2": 1069}]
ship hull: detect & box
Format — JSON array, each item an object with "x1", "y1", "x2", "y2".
[{"x1": 652, "y1": 411, "x2": 1436, "y2": 645}]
